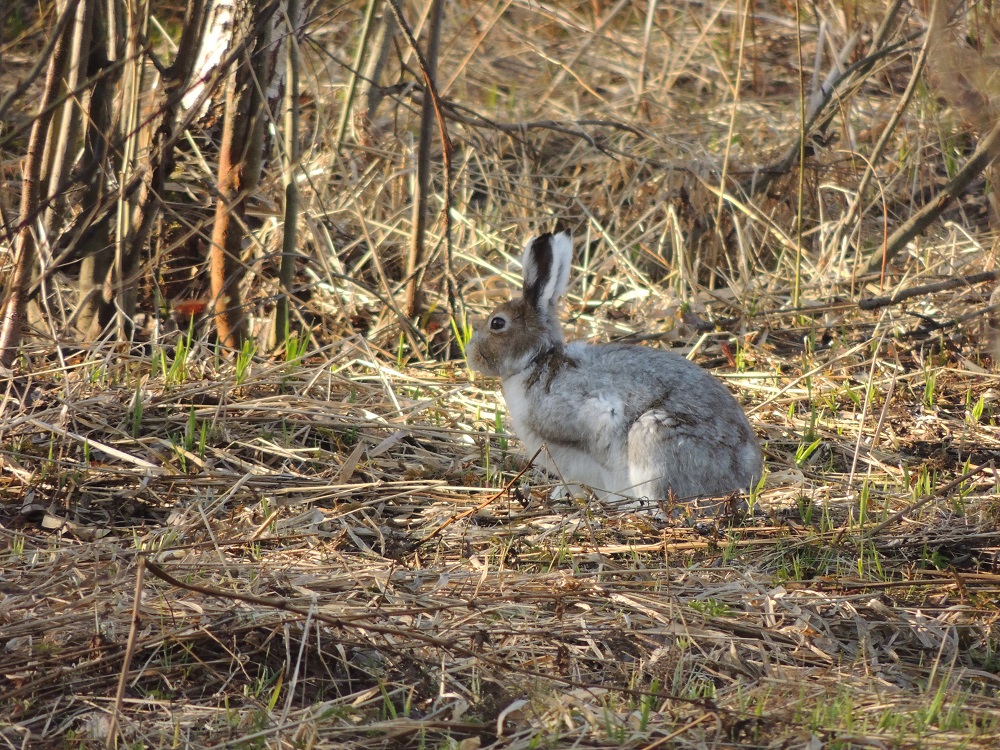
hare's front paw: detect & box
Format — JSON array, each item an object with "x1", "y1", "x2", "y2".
[{"x1": 549, "y1": 482, "x2": 590, "y2": 501}]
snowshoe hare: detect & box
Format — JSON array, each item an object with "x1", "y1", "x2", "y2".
[{"x1": 466, "y1": 230, "x2": 763, "y2": 503}]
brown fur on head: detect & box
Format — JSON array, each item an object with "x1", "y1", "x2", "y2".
[
  {"x1": 466, "y1": 232, "x2": 573, "y2": 380},
  {"x1": 466, "y1": 298, "x2": 558, "y2": 379}
]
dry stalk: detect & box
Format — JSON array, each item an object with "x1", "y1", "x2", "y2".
[
  {"x1": 40, "y1": 0, "x2": 91, "y2": 240},
  {"x1": 274, "y1": 0, "x2": 303, "y2": 350},
  {"x1": 334, "y1": 0, "x2": 379, "y2": 150},
  {"x1": 105, "y1": 555, "x2": 146, "y2": 750},
  {"x1": 400, "y1": 0, "x2": 444, "y2": 324}
]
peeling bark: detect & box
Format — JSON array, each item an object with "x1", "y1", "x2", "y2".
[{"x1": 208, "y1": 0, "x2": 279, "y2": 350}]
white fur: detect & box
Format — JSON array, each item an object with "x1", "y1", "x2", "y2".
[
  {"x1": 502, "y1": 368, "x2": 628, "y2": 497},
  {"x1": 523, "y1": 230, "x2": 572, "y2": 312}
]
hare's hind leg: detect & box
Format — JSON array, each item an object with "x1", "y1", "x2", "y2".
[
  {"x1": 625, "y1": 409, "x2": 682, "y2": 501},
  {"x1": 628, "y1": 408, "x2": 762, "y2": 506},
  {"x1": 626, "y1": 408, "x2": 731, "y2": 501}
]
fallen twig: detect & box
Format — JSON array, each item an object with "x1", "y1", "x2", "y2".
[{"x1": 859, "y1": 271, "x2": 998, "y2": 310}]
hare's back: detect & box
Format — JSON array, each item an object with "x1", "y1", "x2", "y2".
[{"x1": 566, "y1": 341, "x2": 738, "y2": 407}]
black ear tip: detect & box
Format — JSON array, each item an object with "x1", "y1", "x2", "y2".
[{"x1": 530, "y1": 232, "x2": 554, "y2": 253}]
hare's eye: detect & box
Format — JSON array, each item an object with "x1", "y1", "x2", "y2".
[{"x1": 489, "y1": 315, "x2": 508, "y2": 332}]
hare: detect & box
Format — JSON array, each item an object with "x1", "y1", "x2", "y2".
[{"x1": 466, "y1": 230, "x2": 762, "y2": 504}]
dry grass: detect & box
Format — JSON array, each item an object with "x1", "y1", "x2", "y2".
[{"x1": 3, "y1": 0, "x2": 1000, "y2": 748}]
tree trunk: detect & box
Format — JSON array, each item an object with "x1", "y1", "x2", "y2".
[{"x1": 209, "y1": 0, "x2": 277, "y2": 351}]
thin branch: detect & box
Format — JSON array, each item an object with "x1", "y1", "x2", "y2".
[
  {"x1": 210, "y1": 0, "x2": 280, "y2": 350},
  {"x1": 858, "y1": 271, "x2": 998, "y2": 311},
  {"x1": 738, "y1": 29, "x2": 920, "y2": 200},
  {"x1": 274, "y1": 0, "x2": 304, "y2": 349},
  {"x1": 831, "y1": 4, "x2": 935, "y2": 257},
  {"x1": 385, "y1": 0, "x2": 456, "y2": 328},
  {"x1": 867, "y1": 117, "x2": 1000, "y2": 274}
]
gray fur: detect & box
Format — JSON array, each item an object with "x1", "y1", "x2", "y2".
[{"x1": 466, "y1": 231, "x2": 763, "y2": 502}]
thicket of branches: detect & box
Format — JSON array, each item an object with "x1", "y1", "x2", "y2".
[{"x1": 3, "y1": 0, "x2": 998, "y2": 373}]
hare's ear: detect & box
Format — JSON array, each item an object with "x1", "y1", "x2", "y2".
[{"x1": 522, "y1": 231, "x2": 572, "y2": 312}]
